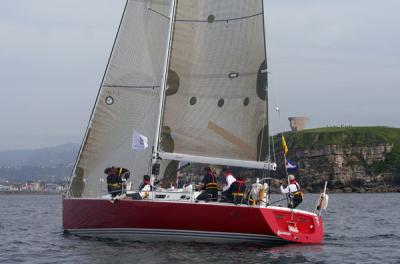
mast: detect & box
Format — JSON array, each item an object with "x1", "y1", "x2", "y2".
[
  {"x1": 152, "y1": 0, "x2": 178, "y2": 166},
  {"x1": 261, "y1": 0, "x2": 270, "y2": 162}
]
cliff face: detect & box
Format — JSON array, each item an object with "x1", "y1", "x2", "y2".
[
  {"x1": 293, "y1": 144, "x2": 399, "y2": 192},
  {"x1": 281, "y1": 127, "x2": 400, "y2": 192}
]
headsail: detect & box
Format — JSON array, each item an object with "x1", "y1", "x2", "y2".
[
  {"x1": 159, "y1": 0, "x2": 271, "y2": 169},
  {"x1": 68, "y1": 0, "x2": 173, "y2": 197}
]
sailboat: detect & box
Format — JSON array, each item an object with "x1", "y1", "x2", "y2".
[{"x1": 63, "y1": 0, "x2": 326, "y2": 244}]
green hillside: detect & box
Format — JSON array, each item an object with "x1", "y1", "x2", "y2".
[
  {"x1": 281, "y1": 126, "x2": 400, "y2": 148},
  {"x1": 276, "y1": 126, "x2": 400, "y2": 175}
]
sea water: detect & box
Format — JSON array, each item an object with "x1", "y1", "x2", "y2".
[{"x1": 0, "y1": 193, "x2": 399, "y2": 264}]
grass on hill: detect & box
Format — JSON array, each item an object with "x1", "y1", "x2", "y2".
[{"x1": 279, "y1": 126, "x2": 400, "y2": 149}]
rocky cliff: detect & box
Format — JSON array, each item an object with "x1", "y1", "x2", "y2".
[{"x1": 281, "y1": 127, "x2": 400, "y2": 193}]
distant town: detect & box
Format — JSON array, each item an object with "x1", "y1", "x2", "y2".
[
  {"x1": 0, "y1": 179, "x2": 66, "y2": 193},
  {"x1": 0, "y1": 143, "x2": 78, "y2": 194}
]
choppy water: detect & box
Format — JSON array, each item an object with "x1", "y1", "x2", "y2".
[{"x1": 0, "y1": 193, "x2": 399, "y2": 264}]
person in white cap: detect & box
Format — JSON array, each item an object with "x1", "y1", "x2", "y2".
[{"x1": 280, "y1": 175, "x2": 303, "y2": 208}]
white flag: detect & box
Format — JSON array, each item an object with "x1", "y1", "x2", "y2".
[{"x1": 132, "y1": 131, "x2": 148, "y2": 150}]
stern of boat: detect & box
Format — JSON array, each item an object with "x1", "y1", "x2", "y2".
[{"x1": 260, "y1": 207, "x2": 324, "y2": 243}]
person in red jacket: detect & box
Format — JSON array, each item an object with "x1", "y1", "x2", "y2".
[{"x1": 222, "y1": 175, "x2": 246, "y2": 204}]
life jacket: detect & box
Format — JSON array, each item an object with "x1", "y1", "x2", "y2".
[
  {"x1": 116, "y1": 167, "x2": 130, "y2": 180},
  {"x1": 231, "y1": 180, "x2": 246, "y2": 196},
  {"x1": 107, "y1": 182, "x2": 122, "y2": 193},
  {"x1": 205, "y1": 173, "x2": 218, "y2": 190},
  {"x1": 289, "y1": 180, "x2": 303, "y2": 200},
  {"x1": 107, "y1": 174, "x2": 122, "y2": 190},
  {"x1": 108, "y1": 183, "x2": 122, "y2": 189},
  {"x1": 139, "y1": 180, "x2": 153, "y2": 191}
]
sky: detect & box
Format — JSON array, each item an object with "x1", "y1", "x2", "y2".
[{"x1": 0, "y1": 0, "x2": 399, "y2": 151}]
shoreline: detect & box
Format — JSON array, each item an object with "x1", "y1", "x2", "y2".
[{"x1": 0, "y1": 191, "x2": 61, "y2": 195}]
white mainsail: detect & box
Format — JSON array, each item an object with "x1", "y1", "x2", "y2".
[
  {"x1": 158, "y1": 0, "x2": 271, "y2": 169},
  {"x1": 68, "y1": 0, "x2": 173, "y2": 197},
  {"x1": 68, "y1": 0, "x2": 274, "y2": 197}
]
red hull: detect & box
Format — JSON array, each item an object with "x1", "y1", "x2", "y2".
[{"x1": 63, "y1": 198, "x2": 323, "y2": 244}]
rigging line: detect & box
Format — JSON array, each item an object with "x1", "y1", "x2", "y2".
[
  {"x1": 103, "y1": 85, "x2": 160, "y2": 89},
  {"x1": 271, "y1": 134, "x2": 276, "y2": 163},
  {"x1": 269, "y1": 197, "x2": 287, "y2": 206},
  {"x1": 176, "y1": 12, "x2": 263, "y2": 23},
  {"x1": 147, "y1": 8, "x2": 170, "y2": 20},
  {"x1": 269, "y1": 72, "x2": 283, "y2": 137}
]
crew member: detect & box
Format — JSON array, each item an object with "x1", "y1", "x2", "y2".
[
  {"x1": 222, "y1": 175, "x2": 246, "y2": 204},
  {"x1": 116, "y1": 167, "x2": 130, "y2": 181},
  {"x1": 132, "y1": 174, "x2": 153, "y2": 199},
  {"x1": 221, "y1": 167, "x2": 236, "y2": 192},
  {"x1": 280, "y1": 174, "x2": 303, "y2": 208},
  {"x1": 104, "y1": 167, "x2": 122, "y2": 197},
  {"x1": 116, "y1": 167, "x2": 130, "y2": 191},
  {"x1": 138, "y1": 174, "x2": 153, "y2": 192},
  {"x1": 196, "y1": 167, "x2": 218, "y2": 201}
]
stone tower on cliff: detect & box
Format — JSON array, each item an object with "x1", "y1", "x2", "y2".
[{"x1": 288, "y1": 117, "x2": 309, "y2": 132}]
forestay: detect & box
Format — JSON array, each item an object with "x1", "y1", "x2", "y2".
[
  {"x1": 68, "y1": 0, "x2": 172, "y2": 198},
  {"x1": 160, "y1": 0, "x2": 270, "y2": 166}
]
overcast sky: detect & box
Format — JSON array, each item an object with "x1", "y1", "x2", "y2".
[{"x1": 1, "y1": 0, "x2": 399, "y2": 150}]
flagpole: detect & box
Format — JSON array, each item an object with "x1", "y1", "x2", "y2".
[
  {"x1": 281, "y1": 132, "x2": 289, "y2": 177},
  {"x1": 281, "y1": 132, "x2": 290, "y2": 207}
]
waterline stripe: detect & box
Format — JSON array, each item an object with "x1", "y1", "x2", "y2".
[{"x1": 66, "y1": 228, "x2": 284, "y2": 243}]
